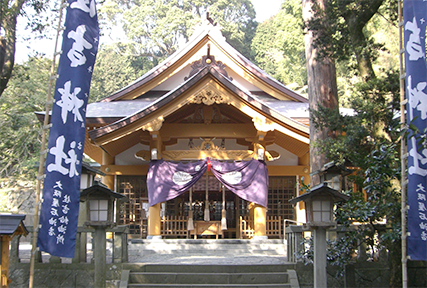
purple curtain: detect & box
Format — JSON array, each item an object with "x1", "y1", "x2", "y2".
[
  {"x1": 147, "y1": 159, "x2": 207, "y2": 205},
  {"x1": 147, "y1": 159, "x2": 268, "y2": 207},
  {"x1": 209, "y1": 159, "x2": 268, "y2": 208}
]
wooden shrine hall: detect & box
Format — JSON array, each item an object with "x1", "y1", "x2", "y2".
[{"x1": 83, "y1": 19, "x2": 311, "y2": 239}]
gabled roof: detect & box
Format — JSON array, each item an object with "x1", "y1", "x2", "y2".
[
  {"x1": 0, "y1": 214, "x2": 28, "y2": 236},
  {"x1": 98, "y1": 22, "x2": 308, "y2": 103},
  {"x1": 89, "y1": 65, "x2": 309, "y2": 146},
  {"x1": 80, "y1": 182, "x2": 127, "y2": 200},
  {"x1": 289, "y1": 182, "x2": 350, "y2": 205}
]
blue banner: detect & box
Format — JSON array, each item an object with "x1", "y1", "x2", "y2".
[
  {"x1": 404, "y1": 0, "x2": 427, "y2": 261},
  {"x1": 37, "y1": 0, "x2": 99, "y2": 258}
]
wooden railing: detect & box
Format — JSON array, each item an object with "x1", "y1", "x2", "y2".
[
  {"x1": 267, "y1": 216, "x2": 282, "y2": 238},
  {"x1": 239, "y1": 216, "x2": 254, "y2": 239},
  {"x1": 239, "y1": 216, "x2": 282, "y2": 239},
  {"x1": 161, "y1": 216, "x2": 188, "y2": 238}
]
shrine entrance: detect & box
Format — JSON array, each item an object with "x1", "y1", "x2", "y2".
[{"x1": 116, "y1": 174, "x2": 296, "y2": 239}]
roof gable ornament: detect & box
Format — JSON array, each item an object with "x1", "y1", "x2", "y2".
[
  {"x1": 206, "y1": 12, "x2": 217, "y2": 26},
  {"x1": 191, "y1": 89, "x2": 225, "y2": 105},
  {"x1": 184, "y1": 44, "x2": 233, "y2": 81}
]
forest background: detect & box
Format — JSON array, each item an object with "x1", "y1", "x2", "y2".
[{"x1": 0, "y1": 0, "x2": 403, "y2": 286}]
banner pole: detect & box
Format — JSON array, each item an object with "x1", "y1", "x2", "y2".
[
  {"x1": 29, "y1": 1, "x2": 67, "y2": 287},
  {"x1": 398, "y1": 1, "x2": 408, "y2": 287}
]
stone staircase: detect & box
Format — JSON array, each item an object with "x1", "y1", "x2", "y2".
[
  {"x1": 120, "y1": 239, "x2": 299, "y2": 288},
  {"x1": 128, "y1": 239, "x2": 287, "y2": 257}
]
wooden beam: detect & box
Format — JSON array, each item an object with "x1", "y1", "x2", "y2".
[
  {"x1": 100, "y1": 164, "x2": 310, "y2": 177},
  {"x1": 160, "y1": 123, "x2": 256, "y2": 138},
  {"x1": 267, "y1": 165, "x2": 310, "y2": 176},
  {"x1": 161, "y1": 150, "x2": 254, "y2": 161},
  {"x1": 101, "y1": 165, "x2": 150, "y2": 176}
]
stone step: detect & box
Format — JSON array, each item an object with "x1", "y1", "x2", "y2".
[
  {"x1": 130, "y1": 248, "x2": 286, "y2": 255},
  {"x1": 123, "y1": 264, "x2": 295, "y2": 273},
  {"x1": 122, "y1": 263, "x2": 298, "y2": 288},
  {"x1": 127, "y1": 284, "x2": 291, "y2": 288},
  {"x1": 128, "y1": 239, "x2": 287, "y2": 256},
  {"x1": 129, "y1": 272, "x2": 289, "y2": 285}
]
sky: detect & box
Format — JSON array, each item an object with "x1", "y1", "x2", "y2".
[
  {"x1": 15, "y1": 0, "x2": 284, "y2": 63},
  {"x1": 252, "y1": 0, "x2": 283, "y2": 22}
]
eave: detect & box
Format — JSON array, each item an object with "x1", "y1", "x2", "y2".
[
  {"x1": 89, "y1": 66, "x2": 309, "y2": 148},
  {"x1": 99, "y1": 24, "x2": 308, "y2": 103}
]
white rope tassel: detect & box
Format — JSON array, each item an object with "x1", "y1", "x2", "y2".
[
  {"x1": 204, "y1": 173, "x2": 210, "y2": 221},
  {"x1": 188, "y1": 187, "x2": 194, "y2": 231},
  {"x1": 221, "y1": 185, "x2": 227, "y2": 230}
]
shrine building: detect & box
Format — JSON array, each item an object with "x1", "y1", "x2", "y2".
[{"x1": 83, "y1": 20, "x2": 311, "y2": 240}]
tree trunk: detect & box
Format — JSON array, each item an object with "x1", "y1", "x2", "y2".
[
  {"x1": 0, "y1": 0, "x2": 25, "y2": 97},
  {"x1": 303, "y1": 0, "x2": 338, "y2": 185},
  {"x1": 344, "y1": 0, "x2": 383, "y2": 82}
]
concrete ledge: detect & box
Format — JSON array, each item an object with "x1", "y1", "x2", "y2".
[
  {"x1": 119, "y1": 270, "x2": 129, "y2": 288},
  {"x1": 288, "y1": 269, "x2": 300, "y2": 288}
]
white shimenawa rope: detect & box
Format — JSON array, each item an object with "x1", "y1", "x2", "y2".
[
  {"x1": 204, "y1": 172, "x2": 210, "y2": 221},
  {"x1": 221, "y1": 184, "x2": 227, "y2": 230},
  {"x1": 188, "y1": 187, "x2": 194, "y2": 230}
]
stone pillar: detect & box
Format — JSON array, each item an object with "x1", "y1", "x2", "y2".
[
  {"x1": 10, "y1": 235, "x2": 20, "y2": 264},
  {"x1": 147, "y1": 203, "x2": 162, "y2": 239},
  {"x1": 113, "y1": 226, "x2": 129, "y2": 263},
  {"x1": 94, "y1": 226, "x2": 107, "y2": 288},
  {"x1": 102, "y1": 150, "x2": 115, "y2": 190},
  {"x1": 314, "y1": 226, "x2": 327, "y2": 288},
  {"x1": 253, "y1": 204, "x2": 267, "y2": 240}
]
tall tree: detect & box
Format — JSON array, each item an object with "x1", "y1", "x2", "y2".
[
  {"x1": 306, "y1": 0, "x2": 398, "y2": 82},
  {"x1": 303, "y1": 0, "x2": 338, "y2": 185},
  {"x1": 0, "y1": 0, "x2": 48, "y2": 96},
  {"x1": 251, "y1": 0, "x2": 306, "y2": 91},
  {"x1": 0, "y1": 56, "x2": 50, "y2": 179},
  {"x1": 98, "y1": 0, "x2": 257, "y2": 61},
  {"x1": 90, "y1": 44, "x2": 153, "y2": 102},
  {"x1": 306, "y1": 1, "x2": 402, "y2": 286}
]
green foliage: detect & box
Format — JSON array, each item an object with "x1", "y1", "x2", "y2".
[
  {"x1": 0, "y1": 56, "x2": 51, "y2": 179},
  {"x1": 305, "y1": 0, "x2": 398, "y2": 83},
  {"x1": 251, "y1": 0, "x2": 306, "y2": 90},
  {"x1": 310, "y1": 71, "x2": 402, "y2": 282},
  {"x1": 98, "y1": 0, "x2": 257, "y2": 61},
  {"x1": 90, "y1": 44, "x2": 153, "y2": 101},
  {"x1": 313, "y1": 72, "x2": 400, "y2": 162}
]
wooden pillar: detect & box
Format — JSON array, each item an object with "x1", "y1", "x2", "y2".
[
  {"x1": 101, "y1": 150, "x2": 115, "y2": 190},
  {"x1": 253, "y1": 204, "x2": 267, "y2": 239},
  {"x1": 1, "y1": 236, "x2": 11, "y2": 288},
  {"x1": 148, "y1": 131, "x2": 162, "y2": 239},
  {"x1": 251, "y1": 132, "x2": 268, "y2": 239},
  {"x1": 147, "y1": 203, "x2": 161, "y2": 239}
]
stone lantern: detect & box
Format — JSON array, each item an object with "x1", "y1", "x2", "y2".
[
  {"x1": 290, "y1": 181, "x2": 349, "y2": 288},
  {"x1": 290, "y1": 182, "x2": 350, "y2": 228},
  {"x1": 80, "y1": 182, "x2": 126, "y2": 288}
]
